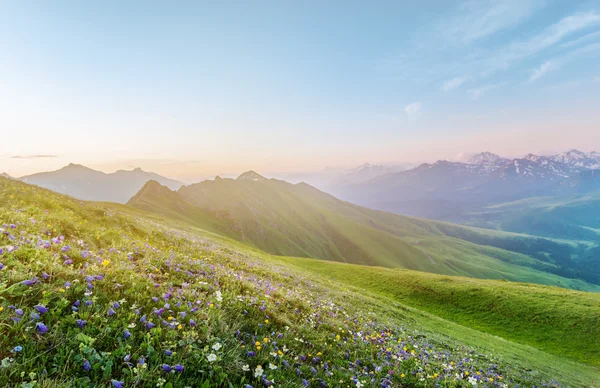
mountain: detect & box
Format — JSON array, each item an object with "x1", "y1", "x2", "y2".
[
  {"x1": 329, "y1": 150, "x2": 600, "y2": 219},
  {"x1": 549, "y1": 149, "x2": 600, "y2": 170},
  {"x1": 20, "y1": 164, "x2": 184, "y2": 203},
  {"x1": 127, "y1": 172, "x2": 600, "y2": 289},
  {"x1": 2, "y1": 174, "x2": 599, "y2": 386},
  {"x1": 331, "y1": 163, "x2": 412, "y2": 185},
  {"x1": 0, "y1": 172, "x2": 12, "y2": 179},
  {"x1": 457, "y1": 151, "x2": 508, "y2": 165}
]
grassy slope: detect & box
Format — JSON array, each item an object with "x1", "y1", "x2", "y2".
[
  {"x1": 129, "y1": 179, "x2": 600, "y2": 291},
  {"x1": 2, "y1": 178, "x2": 600, "y2": 387},
  {"x1": 273, "y1": 256, "x2": 600, "y2": 365}
]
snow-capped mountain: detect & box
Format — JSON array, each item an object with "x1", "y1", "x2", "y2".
[
  {"x1": 329, "y1": 149, "x2": 600, "y2": 219},
  {"x1": 457, "y1": 151, "x2": 508, "y2": 165},
  {"x1": 548, "y1": 149, "x2": 600, "y2": 170}
]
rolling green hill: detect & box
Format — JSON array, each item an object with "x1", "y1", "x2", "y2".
[
  {"x1": 128, "y1": 174, "x2": 600, "y2": 291},
  {"x1": 1, "y1": 177, "x2": 599, "y2": 387}
]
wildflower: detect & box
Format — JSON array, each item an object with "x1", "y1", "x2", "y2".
[
  {"x1": 162, "y1": 364, "x2": 172, "y2": 372},
  {"x1": 212, "y1": 342, "x2": 222, "y2": 351},
  {"x1": 146, "y1": 322, "x2": 155, "y2": 329},
  {"x1": 174, "y1": 364, "x2": 184, "y2": 373},
  {"x1": 165, "y1": 350, "x2": 172, "y2": 356},
  {"x1": 76, "y1": 319, "x2": 87, "y2": 328},
  {"x1": 102, "y1": 259, "x2": 110, "y2": 267},
  {"x1": 83, "y1": 359, "x2": 91, "y2": 371},
  {"x1": 108, "y1": 308, "x2": 116, "y2": 317},
  {"x1": 242, "y1": 364, "x2": 250, "y2": 371},
  {"x1": 12, "y1": 346, "x2": 22, "y2": 353},
  {"x1": 113, "y1": 301, "x2": 120, "y2": 309},
  {"x1": 189, "y1": 319, "x2": 196, "y2": 327},
  {"x1": 124, "y1": 329, "x2": 131, "y2": 339},
  {"x1": 32, "y1": 305, "x2": 48, "y2": 316},
  {"x1": 269, "y1": 363, "x2": 277, "y2": 370},
  {"x1": 112, "y1": 380, "x2": 124, "y2": 388},
  {"x1": 21, "y1": 278, "x2": 38, "y2": 286},
  {"x1": 207, "y1": 353, "x2": 217, "y2": 362},
  {"x1": 36, "y1": 322, "x2": 49, "y2": 334},
  {"x1": 138, "y1": 357, "x2": 145, "y2": 366},
  {"x1": 15, "y1": 309, "x2": 24, "y2": 316},
  {"x1": 254, "y1": 365, "x2": 264, "y2": 378},
  {"x1": 215, "y1": 290, "x2": 223, "y2": 302},
  {"x1": 63, "y1": 259, "x2": 73, "y2": 265}
]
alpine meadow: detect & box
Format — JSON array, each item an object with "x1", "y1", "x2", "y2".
[{"x1": 2, "y1": 2, "x2": 600, "y2": 388}]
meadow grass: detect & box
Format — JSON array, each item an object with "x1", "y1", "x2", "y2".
[{"x1": 1, "y1": 178, "x2": 599, "y2": 387}]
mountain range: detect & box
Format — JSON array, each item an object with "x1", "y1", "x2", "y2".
[
  {"x1": 19, "y1": 163, "x2": 184, "y2": 203},
  {"x1": 126, "y1": 170, "x2": 600, "y2": 289},
  {"x1": 329, "y1": 150, "x2": 600, "y2": 219}
]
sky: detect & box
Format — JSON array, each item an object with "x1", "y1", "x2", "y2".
[{"x1": 1, "y1": 0, "x2": 600, "y2": 180}]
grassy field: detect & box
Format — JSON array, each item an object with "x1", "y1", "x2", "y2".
[
  {"x1": 129, "y1": 178, "x2": 600, "y2": 291},
  {"x1": 2, "y1": 177, "x2": 600, "y2": 387}
]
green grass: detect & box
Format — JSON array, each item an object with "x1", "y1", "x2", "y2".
[
  {"x1": 128, "y1": 178, "x2": 600, "y2": 291},
  {"x1": 2, "y1": 177, "x2": 600, "y2": 386},
  {"x1": 272, "y1": 256, "x2": 600, "y2": 365}
]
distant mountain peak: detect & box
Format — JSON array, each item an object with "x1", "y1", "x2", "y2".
[
  {"x1": 236, "y1": 170, "x2": 266, "y2": 181},
  {"x1": 1, "y1": 172, "x2": 12, "y2": 179}
]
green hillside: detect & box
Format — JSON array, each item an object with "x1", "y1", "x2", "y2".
[
  {"x1": 128, "y1": 176, "x2": 600, "y2": 291},
  {"x1": 1, "y1": 177, "x2": 600, "y2": 387}
]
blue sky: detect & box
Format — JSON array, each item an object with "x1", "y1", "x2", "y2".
[{"x1": 1, "y1": 1, "x2": 600, "y2": 179}]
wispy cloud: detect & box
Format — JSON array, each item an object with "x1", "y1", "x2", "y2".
[
  {"x1": 442, "y1": 76, "x2": 469, "y2": 92},
  {"x1": 529, "y1": 61, "x2": 559, "y2": 82},
  {"x1": 10, "y1": 155, "x2": 58, "y2": 159},
  {"x1": 482, "y1": 12, "x2": 600, "y2": 76},
  {"x1": 528, "y1": 42, "x2": 600, "y2": 82},
  {"x1": 560, "y1": 30, "x2": 600, "y2": 49},
  {"x1": 442, "y1": 0, "x2": 544, "y2": 45},
  {"x1": 404, "y1": 102, "x2": 422, "y2": 116},
  {"x1": 467, "y1": 84, "x2": 500, "y2": 99}
]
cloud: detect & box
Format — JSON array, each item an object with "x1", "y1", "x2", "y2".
[
  {"x1": 442, "y1": 76, "x2": 468, "y2": 92},
  {"x1": 467, "y1": 84, "x2": 500, "y2": 99},
  {"x1": 529, "y1": 61, "x2": 560, "y2": 82},
  {"x1": 528, "y1": 42, "x2": 600, "y2": 82},
  {"x1": 404, "y1": 102, "x2": 422, "y2": 116},
  {"x1": 560, "y1": 30, "x2": 600, "y2": 49},
  {"x1": 482, "y1": 12, "x2": 600, "y2": 76},
  {"x1": 10, "y1": 155, "x2": 58, "y2": 159},
  {"x1": 442, "y1": 0, "x2": 544, "y2": 45}
]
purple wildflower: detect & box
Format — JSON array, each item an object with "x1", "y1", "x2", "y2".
[
  {"x1": 35, "y1": 305, "x2": 48, "y2": 314},
  {"x1": 36, "y1": 322, "x2": 49, "y2": 334}
]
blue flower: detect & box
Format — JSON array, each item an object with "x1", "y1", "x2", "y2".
[
  {"x1": 162, "y1": 364, "x2": 172, "y2": 372},
  {"x1": 83, "y1": 359, "x2": 91, "y2": 371},
  {"x1": 12, "y1": 346, "x2": 23, "y2": 353},
  {"x1": 174, "y1": 364, "x2": 184, "y2": 373},
  {"x1": 76, "y1": 319, "x2": 87, "y2": 328},
  {"x1": 36, "y1": 322, "x2": 49, "y2": 334},
  {"x1": 112, "y1": 380, "x2": 124, "y2": 388},
  {"x1": 124, "y1": 329, "x2": 131, "y2": 339},
  {"x1": 35, "y1": 305, "x2": 48, "y2": 314}
]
